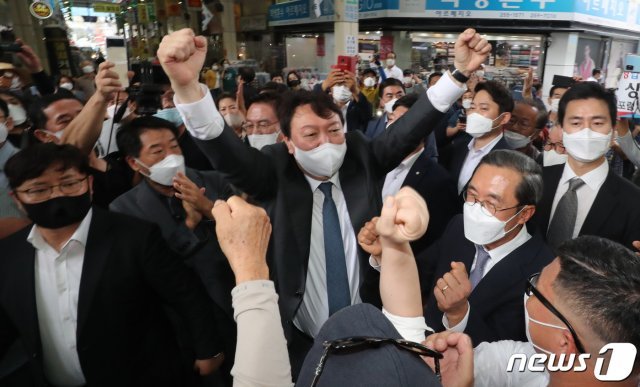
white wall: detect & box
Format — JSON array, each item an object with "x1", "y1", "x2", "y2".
[{"x1": 542, "y1": 32, "x2": 579, "y2": 98}]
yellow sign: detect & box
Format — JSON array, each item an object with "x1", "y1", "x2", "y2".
[
  {"x1": 93, "y1": 2, "x2": 121, "y2": 13},
  {"x1": 29, "y1": 1, "x2": 53, "y2": 19}
]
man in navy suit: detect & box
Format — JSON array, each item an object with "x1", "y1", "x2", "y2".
[
  {"x1": 417, "y1": 150, "x2": 554, "y2": 345},
  {"x1": 380, "y1": 93, "x2": 459, "y2": 253},
  {"x1": 440, "y1": 81, "x2": 513, "y2": 197}
]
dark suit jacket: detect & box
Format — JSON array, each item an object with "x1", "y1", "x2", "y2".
[
  {"x1": 0, "y1": 208, "x2": 221, "y2": 387},
  {"x1": 190, "y1": 90, "x2": 446, "y2": 341},
  {"x1": 345, "y1": 93, "x2": 372, "y2": 133},
  {"x1": 401, "y1": 150, "x2": 459, "y2": 255},
  {"x1": 442, "y1": 133, "x2": 510, "y2": 187},
  {"x1": 530, "y1": 164, "x2": 640, "y2": 249},
  {"x1": 365, "y1": 115, "x2": 386, "y2": 140},
  {"x1": 417, "y1": 215, "x2": 554, "y2": 345}
]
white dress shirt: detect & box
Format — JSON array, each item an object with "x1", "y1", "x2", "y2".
[
  {"x1": 381, "y1": 149, "x2": 423, "y2": 200},
  {"x1": 293, "y1": 174, "x2": 361, "y2": 338},
  {"x1": 548, "y1": 160, "x2": 609, "y2": 238},
  {"x1": 443, "y1": 224, "x2": 531, "y2": 331},
  {"x1": 457, "y1": 133, "x2": 504, "y2": 193},
  {"x1": 340, "y1": 101, "x2": 350, "y2": 133},
  {"x1": 383, "y1": 65, "x2": 404, "y2": 81},
  {"x1": 474, "y1": 340, "x2": 548, "y2": 387},
  {"x1": 27, "y1": 209, "x2": 93, "y2": 387}
]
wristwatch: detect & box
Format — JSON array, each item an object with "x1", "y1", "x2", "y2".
[{"x1": 451, "y1": 69, "x2": 470, "y2": 83}]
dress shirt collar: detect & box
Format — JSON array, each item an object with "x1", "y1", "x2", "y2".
[
  {"x1": 560, "y1": 159, "x2": 609, "y2": 192},
  {"x1": 304, "y1": 172, "x2": 342, "y2": 192},
  {"x1": 480, "y1": 223, "x2": 531, "y2": 262},
  {"x1": 468, "y1": 132, "x2": 503, "y2": 153},
  {"x1": 27, "y1": 208, "x2": 93, "y2": 252},
  {"x1": 399, "y1": 148, "x2": 423, "y2": 170}
]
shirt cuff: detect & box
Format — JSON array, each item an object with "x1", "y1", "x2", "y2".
[
  {"x1": 426, "y1": 71, "x2": 467, "y2": 113},
  {"x1": 368, "y1": 255, "x2": 381, "y2": 272},
  {"x1": 442, "y1": 302, "x2": 470, "y2": 333},
  {"x1": 383, "y1": 308, "x2": 433, "y2": 343},
  {"x1": 174, "y1": 83, "x2": 225, "y2": 140}
]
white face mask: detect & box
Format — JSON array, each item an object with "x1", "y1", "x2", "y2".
[
  {"x1": 332, "y1": 85, "x2": 352, "y2": 103},
  {"x1": 82, "y1": 65, "x2": 95, "y2": 74},
  {"x1": 223, "y1": 112, "x2": 244, "y2": 129},
  {"x1": 136, "y1": 154, "x2": 185, "y2": 186},
  {"x1": 43, "y1": 129, "x2": 64, "y2": 142},
  {"x1": 462, "y1": 98, "x2": 473, "y2": 109},
  {"x1": 59, "y1": 82, "x2": 73, "y2": 91},
  {"x1": 154, "y1": 107, "x2": 184, "y2": 127},
  {"x1": 504, "y1": 130, "x2": 533, "y2": 149},
  {"x1": 212, "y1": 65, "x2": 219, "y2": 71},
  {"x1": 550, "y1": 98, "x2": 560, "y2": 113},
  {"x1": 8, "y1": 104, "x2": 27, "y2": 125},
  {"x1": 0, "y1": 122, "x2": 8, "y2": 142},
  {"x1": 384, "y1": 98, "x2": 398, "y2": 114},
  {"x1": 386, "y1": 58, "x2": 395, "y2": 67},
  {"x1": 402, "y1": 76, "x2": 413, "y2": 86},
  {"x1": 563, "y1": 128, "x2": 612, "y2": 163},
  {"x1": 463, "y1": 201, "x2": 525, "y2": 245},
  {"x1": 363, "y1": 77, "x2": 376, "y2": 88},
  {"x1": 466, "y1": 112, "x2": 503, "y2": 138},
  {"x1": 524, "y1": 293, "x2": 569, "y2": 355},
  {"x1": 10, "y1": 76, "x2": 22, "y2": 90},
  {"x1": 543, "y1": 149, "x2": 568, "y2": 166},
  {"x1": 293, "y1": 141, "x2": 347, "y2": 179},
  {"x1": 248, "y1": 132, "x2": 279, "y2": 150}
]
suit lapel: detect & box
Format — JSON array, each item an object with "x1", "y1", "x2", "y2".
[
  {"x1": 450, "y1": 138, "x2": 471, "y2": 179},
  {"x1": 76, "y1": 208, "x2": 113, "y2": 339},
  {"x1": 402, "y1": 151, "x2": 428, "y2": 188},
  {"x1": 580, "y1": 172, "x2": 618, "y2": 236}
]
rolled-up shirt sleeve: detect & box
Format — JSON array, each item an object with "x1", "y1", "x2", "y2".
[
  {"x1": 174, "y1": 83, "x2": 226, "y2": 140},
  {"x1": 442, "y1": 302, "x2": 470, "y2": 333},
  {"x1": 382, "y1": 308, "x2": 433, "y2": 343}
]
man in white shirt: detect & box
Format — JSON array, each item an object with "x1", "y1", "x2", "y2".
[
  {"x1": 382, "y1": 51, "x2": 403, "y2": 81},
  {"x1": 531, "y1": 82, "x2": 640, "y2": 250},
  {"x1": 443, "y1": 80, "x2": 513, "y2": 195},
  {"x1": 157, "y1": 27, "x2": 491, "y2": 376},
  {"x1": 0, "y1": 143, "x2": 224, "y2": 386}
]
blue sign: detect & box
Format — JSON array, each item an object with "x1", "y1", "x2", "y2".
[
  {"x1": 574, "y1": 0, "x2": 628, "y2": 22},
  {"x1": 425, "y1": 0, "x2": 573, "y2": 12},
  {"x1": 359, "y1": 0, "x2": 397, "y2": 12}
]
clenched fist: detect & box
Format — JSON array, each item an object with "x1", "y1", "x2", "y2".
[
  {"x1": 454, "y1": 29, "x2": 492, "y2": 76},
  {"x1": 158, "y1": 28, "x2": 207, "y2": 103}
]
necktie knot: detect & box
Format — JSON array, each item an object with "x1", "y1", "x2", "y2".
[
  {"x1": 568, "y1": 177, "x2": 585, "y2": 192},
  {"x1": 319, "y1": 182, "x2": 333, "y2": 198},
  {"x1": 469, "y1": 245, "x2": 491, "y2": 290}
]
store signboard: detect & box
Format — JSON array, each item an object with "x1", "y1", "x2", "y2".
[
  {"x1": 240, "y1": 15, "x2": 267, "y2": 31},
  {"x1": 615, "y1": 71, "x2": 640, "y2": 118},
  {"x1": 93, "y1": 2, "x2": 121, "y2": 13},
  {"x1": 268, "y1": 0, "x2": 334, "y2": 25}
]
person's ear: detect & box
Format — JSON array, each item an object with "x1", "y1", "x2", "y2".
[
  {"x1": 519, "y1": 205, "x2": 536, "y2": 224},
  {"x1": 33, "y1": 129, "x2": 51, "y2": 143},
  {"x1": 9, "y1": 191, "x2": 26, "y2": 214},
  {"x1": 559, "y1": 329, "x2": 580, "y2": 354},
  {"x1": 125, "y1": 155, "x2": 142, "y2": 172},
  {"x1": 5, "y1": 116, "x2": 13, "y2": 131},
  {"x1": 499, "y1": 112, "x2": 512, "y2": 126},
  {"x1": 283, "y1": 136, "x2": 295, "y2": 155}
]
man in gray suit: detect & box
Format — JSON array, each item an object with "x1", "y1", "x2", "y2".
[{"x1": 109, "y1": 115, "x2": 236, "y2": 384}]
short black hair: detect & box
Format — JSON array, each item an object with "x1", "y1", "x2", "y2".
[
  {"x1": 278, "y1": 90, "x2": 343, "y2": 137},
  {"x1": 270, "y1": 72, "x2": 283, "y2": 80},
  {"x1": 549, "y1": 85, "x2": 568, "y2": 98},
  {"x1": 378, "y1": 78, "x2": 404, "y2": 99},
  {"x1": 5, "y1": 143, "x2": 91, "y2": 189},
  {"x1": 392, "y1": 93, "x2": 419, "y2": 111},
  {"x1": 474, "y1": 80, "x2": 515, "y2": 114},
  {"x1": 477, "y1": 149, "x2": 543, "y2": 205},
  {"x1": 428, "y1": 72, "x2": 443, "y2": 85},
  {"x1": 239, "y1": 67, "x2": 256, "y2": 83},
  {"x1": 57, "y1": 74, "x2": 75, "y2": 87},
  {"x1": 403, "y1": 69, "x2": 414, "y2": 76},
  {"x1": 246, "y1": 91, "x2": 282, "y2": 113},
  {"x1": 555, "y1": 236, "x2": 640, "y2": 362},
  {"x1": 592, "y1": 68, "x2": 601, "y2": 76},
  {"x1": 558, "y1": 82, "x2": 617, "y2": 127},
  {"x1": 116, "y1": 116, "x2": 179, "y2": 158},
  {"x1": 361, "y1": 68, "x2": 376, "y2": 78},
  {"x1": 32, "y1": 90, "x2": 82, "y2": 131},
  {"x1": 260, "y1": 81, "x2": 288, "y2": 95},
  {"x1": 287, "y1": 70, "x2": 300, "y2": 80},
  {"x1": 215, "y1": 92, "x2": 236, "y2": 109},
  {"x1": 0, "y1": 98, "x2": 8, "y2": 118}
]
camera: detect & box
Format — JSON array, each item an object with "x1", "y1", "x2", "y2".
[{"x1": 0, "y1": 42, "x2": 22, "y2": 55}]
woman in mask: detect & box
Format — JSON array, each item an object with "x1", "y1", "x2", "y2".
[
  {"x1": 57, "y1": 75, "x2": 86, "y2": 102},
  {"x1": 0, "y1": 90, "x2": 31, "y2": 148},
  {"x1": 286, "y1": 70, "x2": 302, "y2": 91}
]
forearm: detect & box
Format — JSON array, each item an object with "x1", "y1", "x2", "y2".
[
  {"x1": 231, "y1": 280, "x2": 293, "y2": 387},
  {"x1": 617, "y1": 131, "x2": 640, "y2": 169},
  {"x1": 62, "y1": 92, "x2": 109, "y2": 155},
  {"x1": 379, "y1": 241, "x2": 423, "y2": 318}
]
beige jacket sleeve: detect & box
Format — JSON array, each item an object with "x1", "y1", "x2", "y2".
[{"x1": 231, "y1": 280, "x2": 294, "y2": 387}]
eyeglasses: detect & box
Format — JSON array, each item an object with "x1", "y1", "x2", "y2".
[
  {"x1": 543, "y1": 141, "x2": 565, "y2": 153},
  {"x1": 242, "y1": 120, "x2": 279, "y2": 132},
  {"x1": 311, "y1": 336, "x2": 443, "y2": 386},
  {"x1": 508, "y1": 117, "x2": 534, "y2": 131},
  {"x1": 462, "y1": 191, "x2": 522, "y2": 217},
  {"x1": 525, "y1": 273, "x2": 586, "y2": 353},
  {"x1": 16, "y1": 176, "x2": 89, "y2": 202}
]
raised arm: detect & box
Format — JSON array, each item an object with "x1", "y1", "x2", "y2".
[{"x1": 371, "y1": 29, "x2": 491, "y2": 174}]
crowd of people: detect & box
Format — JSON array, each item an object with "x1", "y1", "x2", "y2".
[{"x1": 0, "y1": 26, "x2": 639, "y2": 387}]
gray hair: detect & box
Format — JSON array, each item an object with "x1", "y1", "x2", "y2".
[{"x1": 478, "y1": 150, "x2": 543, "y2": 205}]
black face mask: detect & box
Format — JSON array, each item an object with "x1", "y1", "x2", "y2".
[
  {"x1": 21, "y1": 191, "x2": 92, "y2": 229},
  {"x1": 287, "y1": 79, "x2": 301, "y2": 88}
]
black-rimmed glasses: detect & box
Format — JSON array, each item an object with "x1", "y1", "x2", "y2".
[
  {"x1": 310, "y1": 336, "x2": 443, "y2": 386},
  {"x1": 462, "y1": 190, "x2": 522, "y2": 217},
  {"x1": 526, "y1": 273, "x2": 586, "y2": 353}
]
